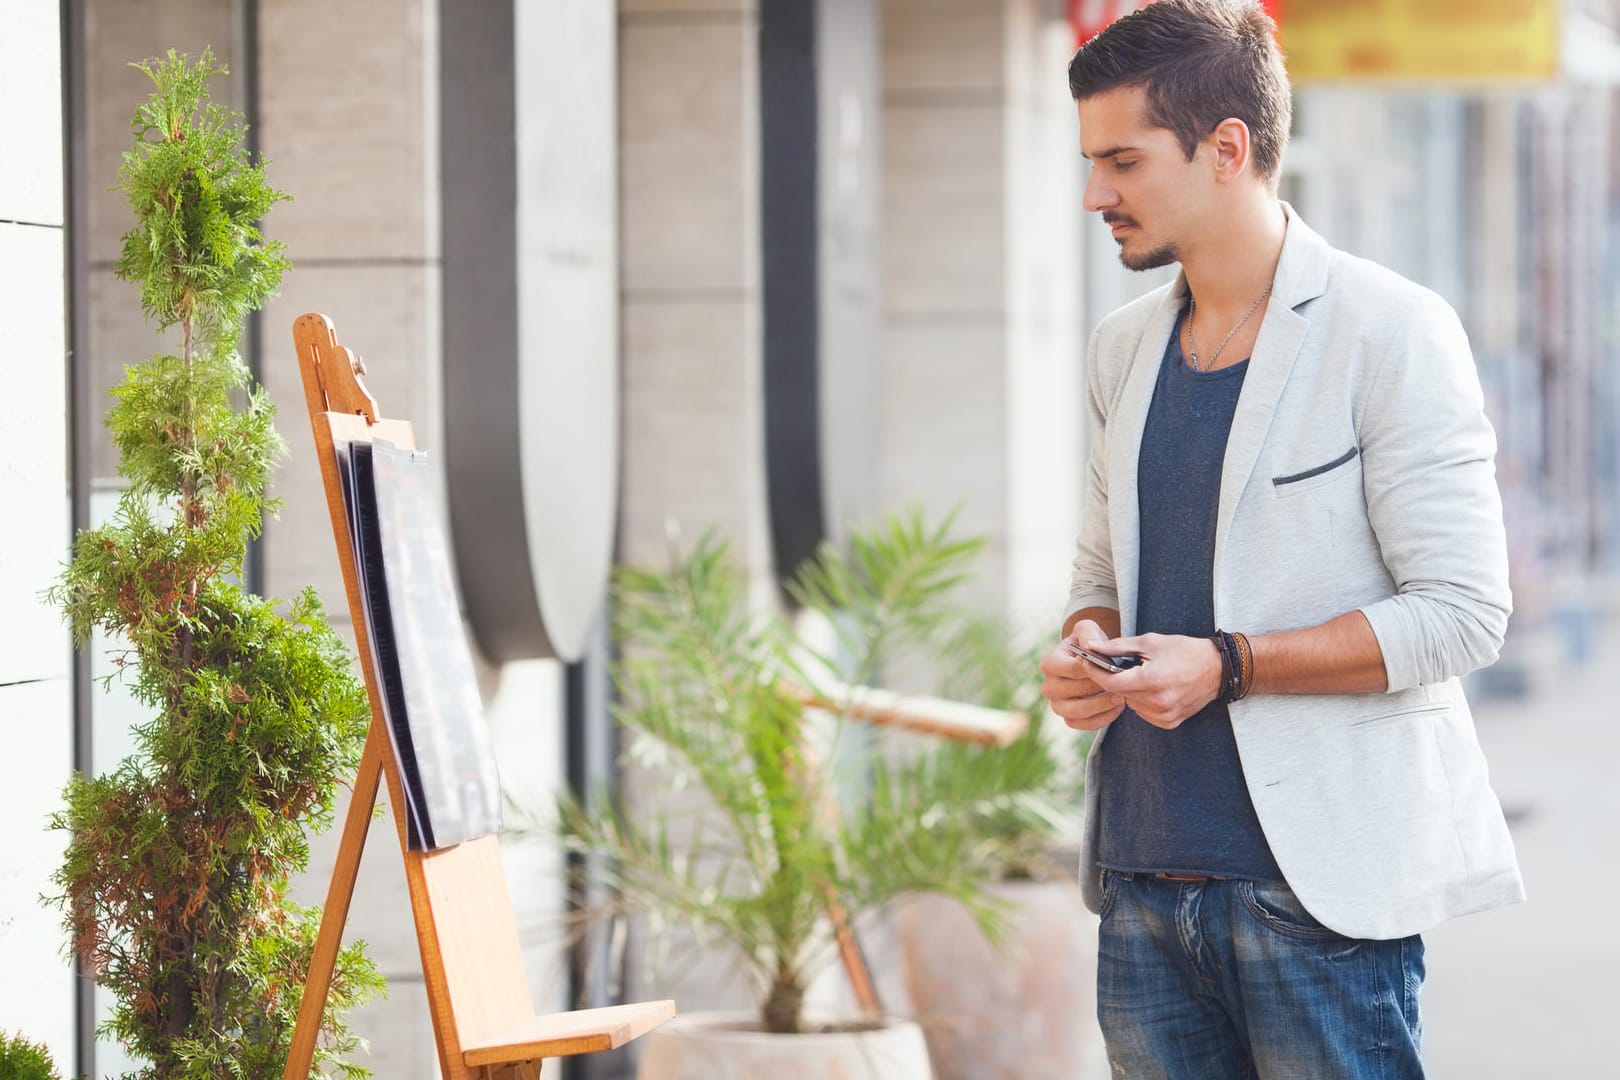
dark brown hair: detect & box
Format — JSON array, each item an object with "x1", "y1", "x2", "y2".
[{"x1": 1068, "y1": 0, "x2": 1292, "y2": 180}]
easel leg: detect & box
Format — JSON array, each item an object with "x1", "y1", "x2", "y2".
[{"x1": 283, "y1": 732, "x2": 386, "y2": 1080}]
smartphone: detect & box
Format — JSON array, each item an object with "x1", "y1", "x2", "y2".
[{"x1": 1063, "y1": 639, "x2": 1144, "y2": 674}]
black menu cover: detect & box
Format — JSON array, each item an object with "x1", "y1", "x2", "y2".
[{"x1": 338, "y1": 438, "x2": 502, "y2": 851}]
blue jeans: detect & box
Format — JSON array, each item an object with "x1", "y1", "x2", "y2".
[{"x1": 1097, "y1": 870, "x2": 1425, "y2": 1079}]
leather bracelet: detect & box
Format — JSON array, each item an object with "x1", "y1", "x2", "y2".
[
  {"x1": 1212, "y1": 629, "x2": 1255, "y2": 704},
  {"x1": 1210, "y1": 631, "x2": 1237, "y2": 704},
  {"x1": 1222, "y1": 630, "x2": 1242, "y2": 702},
  {"x1": 1231, "y1": 630, "x2": 1253, "y2": 701}
]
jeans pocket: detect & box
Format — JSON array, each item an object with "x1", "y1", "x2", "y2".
[
  {"x1": 1098, "y1": 868, "x2": 1125, "y2": 921},
  {"x1": 1238, "y1": 880, "x2": 1344, "y2": 943}
]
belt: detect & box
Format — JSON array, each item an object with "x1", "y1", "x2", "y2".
[{"x1": 1154, "y1": 872, "x2": 1228, "y2": 882}]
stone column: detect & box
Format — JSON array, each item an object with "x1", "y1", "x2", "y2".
[
  {"x1": 879, "y1": 0, "x2": 1084, "y2": 628},
  {"x1": 256, "y1": 2, "x2": 597, "y2": 1074},
  {"x1": 612, "y1": 0, "x2": 771, "y2": 1039},
  {"x1": 251, "y1": 3, "x2": 443, "y2": 1072},
  {"x1": 1003, "y1": 2, "x2": 1087, "y2": 628},
  {"x1": 619, "y1": 0, "x2": 770, "y2": 578},
  {"x1": 254, "y1": 4, "x2": 463, "y2": 1076},
  {"x1": 0, "y1": 0, "x2": 72, "y2": 1067}
]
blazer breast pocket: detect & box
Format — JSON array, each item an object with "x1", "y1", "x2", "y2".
[{"x1": 1271, "y1": 446, "x2": 1360, "y2": 498}]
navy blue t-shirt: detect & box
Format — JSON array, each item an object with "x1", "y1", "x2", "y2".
[{"x1": 1095, "y1": 311, "x2": 1283, "y2": 881}]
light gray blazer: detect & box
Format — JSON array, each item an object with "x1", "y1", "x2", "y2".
[{"x1": 1065, "y1": 207, "x2": 1524, "y2": 940}]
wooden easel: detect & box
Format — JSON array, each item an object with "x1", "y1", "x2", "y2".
[{"x1": 283, "y1": 313, "x2": 673, "y2": 1080}]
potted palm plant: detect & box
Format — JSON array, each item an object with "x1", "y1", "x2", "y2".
[{"x1": 560, "y1": 512, "x2": 1054, "y2": 1079}]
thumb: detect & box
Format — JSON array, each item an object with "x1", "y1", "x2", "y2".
[
  {"x1": 1103, "y1": 634, "x2": 1149, "y2": 655},
  {"x1": 1072, "y1": 619, "x2": 1109, "y2": 647}
]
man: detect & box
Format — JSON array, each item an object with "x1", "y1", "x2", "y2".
[{"x1": 1038, "y1": 2, "x2": 1523, "y2": 1076}]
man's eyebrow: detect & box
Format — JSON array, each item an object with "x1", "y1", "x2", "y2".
[{"x1": 1080, "y1": 145, "x2": 1140, "y2": 161}]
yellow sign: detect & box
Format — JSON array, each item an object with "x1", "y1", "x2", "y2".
[{"x1": 1281, "y1": 0, "x2": 1560, "y2": 83}]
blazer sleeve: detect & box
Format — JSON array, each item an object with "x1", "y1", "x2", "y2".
[
  {"x1": 1355, "y1": 293, "x2": 1513, "y2": 692},
  {"x1": 1063, "y1": 324, "x2": 1120, "y2": 635}
]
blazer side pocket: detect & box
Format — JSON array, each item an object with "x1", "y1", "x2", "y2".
[{"x1": 1272, "y1": 446, "x2": 1360, "y2": 495}]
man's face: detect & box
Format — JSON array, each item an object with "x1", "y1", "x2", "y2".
[{"x1": 1077, "y1": 85, "x2": 1207, "y2": 271}]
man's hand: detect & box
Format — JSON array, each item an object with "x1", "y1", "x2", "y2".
[
  {"x1": 1089, "y1": 632, "x2": 1223, "y2": 730},
  {"x1": 1040, "y1": 619, "x2": 1127, "y2": 731}
]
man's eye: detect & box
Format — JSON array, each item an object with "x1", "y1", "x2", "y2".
[{"x1": 1114, "y1": 160, "x2": 1136, "y2": 171}]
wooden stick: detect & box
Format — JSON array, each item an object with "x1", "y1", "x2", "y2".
[
  {"x1": 786, "y1": 678, "x2": 1025, "y2": 1016},
  {"x1": 788, "y1": 681, "x2": 1027, "y2": 747},
  {"x1": 822, "y1": 884, "x2": 882, "y2": 1020}
]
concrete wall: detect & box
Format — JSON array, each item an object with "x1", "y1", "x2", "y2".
[
  {"x1": 47, "y1": 3, "x2": 1100, "y2": 1074},
  {"x1": 880, "y1": 0, "x2": 1011, "y2": 614},
  {"x1": 0, "y1": 0, "x2": 73, "y2": 1068},
  {"x1": 613, "y1": 0, "x2": 772, "y2": 1036},
  {"x1": 252, "y1": 2, "x2": 572, "y2": 1074},
  {"x1": 879, "y1": 0, "x2": 1086, "y2": 630},
  {"x1": 619, "y1": 0, "x2": 771, "y2": 580},
  {"x1": 70, "y1": 3, "x2": 569, "y2": 1074}
]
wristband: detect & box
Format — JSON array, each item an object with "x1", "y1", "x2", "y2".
[
  {"x1": 1210, "y1": 632, "x2": 1236, "y2": 704},
  {"x1": 1232, "y1": 631, "x2": 1253, "y2": 701},
  {"x1": 1211, "y1": 629, "x2": 1253, "y2": 704}
]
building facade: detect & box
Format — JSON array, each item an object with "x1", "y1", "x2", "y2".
[{"x1": 3, "y1": 1, "x2": 1618, "y2": 1077}]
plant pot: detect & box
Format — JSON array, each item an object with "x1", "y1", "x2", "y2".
[
  {"x1": 636, "y1": 1010, "x2": 932, "y2": 1080},
  {"x1": 896, "y1": 879, "x2": 1103, "y2": 1080}
]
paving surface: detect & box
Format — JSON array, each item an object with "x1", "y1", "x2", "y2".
[{"x1": 1420, "y1": 628, "x2": 1619, "y2": 1078}]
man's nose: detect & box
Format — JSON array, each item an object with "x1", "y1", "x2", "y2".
[{"x1": 1083, "y1": 169, "x2": 1117, "y2": 213}]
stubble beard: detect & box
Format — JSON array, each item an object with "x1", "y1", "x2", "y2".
[{"x1": 1119, "y1": 240, "x2": 1178, "y2": 272}]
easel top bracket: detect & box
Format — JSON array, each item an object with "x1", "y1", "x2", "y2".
[{"x1": 293, "y1": 311, "x2": 381, "y2": 422}]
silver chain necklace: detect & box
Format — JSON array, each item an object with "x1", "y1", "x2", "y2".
[{"x1": 1185, "y1": 284, "x2": 1273, "y2": 372}]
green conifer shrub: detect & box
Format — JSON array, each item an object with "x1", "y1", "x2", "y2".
[
  {"x1": 47, "y1": 50, "x2": 382, "y2": 1079},
  {"x1": 0, "y1": 1031, "x2": 64, "y2": 1080}
]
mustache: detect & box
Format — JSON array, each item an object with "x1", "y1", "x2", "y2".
[{"x1": 1102, "y1": 213, "x2": 1138, "y2": 228}]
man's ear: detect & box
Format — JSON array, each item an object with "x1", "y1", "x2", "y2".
[{"x1": 1210, "y1": 117, "x2": 1252, "y2": 181}]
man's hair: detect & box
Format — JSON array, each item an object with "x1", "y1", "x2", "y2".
[{"x1": 1068, "y1": 0, "x2": 1292, "y2": 180}]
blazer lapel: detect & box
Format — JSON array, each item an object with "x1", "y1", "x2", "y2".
[
  {"x1": 1109, "y1": 278, "x2": 1186, "y2": 636},
  {"x1": 1213, "y1": 207, "x2": 1332, "y2": 601}
]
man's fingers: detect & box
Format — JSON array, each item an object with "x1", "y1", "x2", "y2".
[
  {"x1": 1050, "y1": 692, "x2": 1117, "y2": 714},
  {"x1": 1040, "y1": 650, "x2": 1086, "y2": 679},
  {"x1": 1060, "y1": 706, "x2": 1124, "y2": 731},
  {"x1": 1042, "y1": 631, "x2": 1131, "y2": 731},
  {"x1": 1089, "y1": 664, "x2": 1148, "y2": 693},
  {"x1": 1050, "y1": 692, "x2": 1125, "y2": 730},
  {"x1": 1042, "y1": 669, "x2": 1102, "y2": 697}
]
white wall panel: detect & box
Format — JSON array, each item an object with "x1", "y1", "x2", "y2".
[{"x1": 0, "y1": 0, "x2": 64, "y2": 225}]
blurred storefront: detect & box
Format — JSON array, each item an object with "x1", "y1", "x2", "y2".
[{"x1": 1283, "y1": 1, "x2": 1620, "y2": 665}]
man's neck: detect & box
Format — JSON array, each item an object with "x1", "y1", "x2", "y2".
[{"x1": 1178, "y1": 197, "x2": 1288, "y2": 317}]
